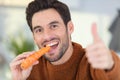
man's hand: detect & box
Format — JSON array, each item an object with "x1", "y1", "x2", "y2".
[
  {"x1": 10, "y1": 51, "x2": 39, "y2": 80},
  {"x1": 86, "y1": 23, "x2": 114, "y2": 70}
]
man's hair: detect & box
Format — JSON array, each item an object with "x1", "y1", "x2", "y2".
[{"x1": 26, "y1": 0, "x2": 71, "y2": 31}]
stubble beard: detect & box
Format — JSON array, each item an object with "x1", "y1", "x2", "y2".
[
  {"x1": 44, "y1": 40, "x2": 69, "y2": 62},
  {"x1": 44, "y1": 32, "x2": 69, "y2": 62}
]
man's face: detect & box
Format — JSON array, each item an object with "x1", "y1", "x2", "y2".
[{"x1": 32, "y1": 8, "x2": 73, "y2": 62}]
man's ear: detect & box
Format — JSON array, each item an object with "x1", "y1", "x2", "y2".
[{"x1": 67, "y1": 21, "x2": 74, "y2": 34}]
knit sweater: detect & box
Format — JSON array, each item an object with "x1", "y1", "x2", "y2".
[{"x1": 27, "y1": 42, "x2": 120, "y2": 80}]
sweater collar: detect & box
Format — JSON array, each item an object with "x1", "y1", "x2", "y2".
[{"x1": 47, "y1": 42, "x2": 84, "y2": 71}]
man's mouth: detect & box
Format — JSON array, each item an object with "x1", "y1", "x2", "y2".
[{"x1": 46, "y1": 41, "x2": 59, "y2": 49}]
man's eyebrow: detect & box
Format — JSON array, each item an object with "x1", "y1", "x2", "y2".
[
  {"x1": 33, "y1": 26, "x2": 42, "y2": 31},
  {"x1": 32, "y1": 21, "x2": 59, "y2": 31},
  {"x1": 49, "y1": 21, "x2": 59, "y2": 25}
]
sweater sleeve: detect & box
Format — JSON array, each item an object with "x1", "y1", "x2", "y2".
[
  {"x1": 106, "y1": 51, "x2": 120, "y2": 80},
  {"x1": 90, "y1": 51, "x2": 120, "y2": 80}
]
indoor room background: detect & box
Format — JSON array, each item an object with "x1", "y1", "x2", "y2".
[{"x1": 0, "y1": 0, "x2": 120, "y2": 79}]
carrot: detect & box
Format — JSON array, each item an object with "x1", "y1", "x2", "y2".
[{"x1": 21, "y1": 46, "x2": 50, "y2": 69}]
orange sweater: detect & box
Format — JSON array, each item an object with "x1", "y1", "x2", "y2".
[{"x1": 27, "y1": 42, "x2": 120, "y2": 80}]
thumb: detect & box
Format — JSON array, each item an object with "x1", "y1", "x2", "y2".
[{"x1": 91, "y1": 23, "x2": 101, "y2": 42}]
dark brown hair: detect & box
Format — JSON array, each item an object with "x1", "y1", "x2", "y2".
[{"x1": 26, "y1": 0, "x2": 71, "y2": 31}]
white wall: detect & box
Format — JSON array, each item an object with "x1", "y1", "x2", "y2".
[
  {"x1": 60, "y1": 0, "x2": 120, "y2": 48},
  {"x1": 71, "y1": 11, "x2": 111, "y2": 48}
]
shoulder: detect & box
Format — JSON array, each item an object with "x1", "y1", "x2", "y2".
[{"x1": 72, "y1": 42, "x2": 86, "y2": 55}]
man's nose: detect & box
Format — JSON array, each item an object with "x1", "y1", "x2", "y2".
[{"x1": 43, "y1": 29, "x2": 52, "y2": 40}]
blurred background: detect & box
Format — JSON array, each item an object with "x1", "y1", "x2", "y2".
[{"x1": 0, "y1": 0, "x2": 120, "y2": 79}]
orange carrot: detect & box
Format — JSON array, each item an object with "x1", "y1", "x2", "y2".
[{"x1": 21, "y1": 46, "x2": 50, "y2": 69}]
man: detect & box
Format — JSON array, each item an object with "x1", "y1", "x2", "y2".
[{"x1": 10, "y1": 0, "x2": 120, "y2": 80}]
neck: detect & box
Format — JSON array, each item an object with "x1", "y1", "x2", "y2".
[{"x1": 51, "y1": 42, "x2": 73, "y2": 65}]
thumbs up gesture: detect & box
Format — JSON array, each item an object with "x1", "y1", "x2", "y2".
[{"x1": 86, "y1": 23, "x2": 114, "y2": 70}]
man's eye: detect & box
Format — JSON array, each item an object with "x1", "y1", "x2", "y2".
[
  {"x1": 51, "y1": 25, "x2": 58, "y2": 29},
  {"x1": 35, "y1": 28, "x2": 42, "y2": 33}
]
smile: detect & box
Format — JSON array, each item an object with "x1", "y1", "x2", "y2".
[{"x1": 46, "y1": 41, "x2": 59, "y2": 47}]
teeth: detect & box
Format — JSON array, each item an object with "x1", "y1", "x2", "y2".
[{"x1": 46, "y1": 42, "x2": 58, "y2": 47}]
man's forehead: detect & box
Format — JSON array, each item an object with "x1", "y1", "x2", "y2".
[{"x1": 32, "y1": 9, "x2": 63, "y2": 27}]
